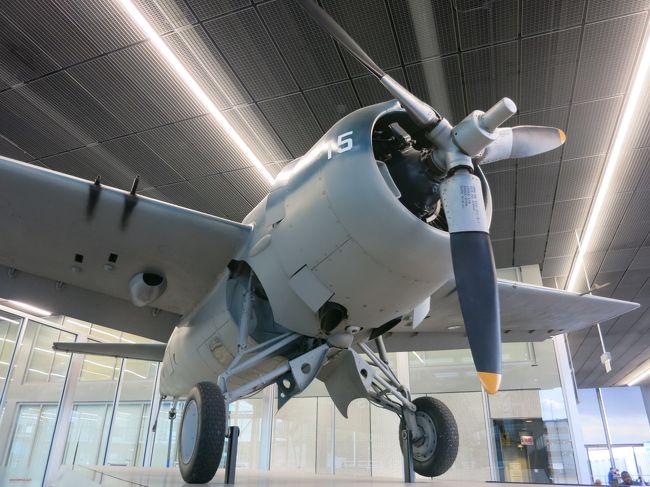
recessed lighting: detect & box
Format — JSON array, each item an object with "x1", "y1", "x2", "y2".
[
  {"x1": 567, "y1": 26, "x2": 650, "y2": 291},
  {"x1": 7, "y1": 300, "x2": 52, "y2": 316},
  {"x1": 447, "y1": 325, "x2": 463, "y2": 330},
  {"x1": 116, "y1": 0, "x2": 274, "y2": 185}
]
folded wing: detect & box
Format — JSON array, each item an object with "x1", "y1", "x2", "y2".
[
  {"x1": 385, "y1": 279, "x2": 639, "y2": 352},
  {"x1": 0, "y1": 157, "x2": 252, "y2": 342}
]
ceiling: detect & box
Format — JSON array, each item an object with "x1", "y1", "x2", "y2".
[{"x1": 0, "y1": 0, "x2": 649, "y2": 388}]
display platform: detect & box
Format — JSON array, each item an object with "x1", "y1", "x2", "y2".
[{"x1": 52, "y1": 465, "x2": 538, "y2": 486}]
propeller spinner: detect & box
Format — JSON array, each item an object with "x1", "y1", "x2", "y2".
[{"x1": 297, "y1": 0, "x2": 566, "y2": 394}]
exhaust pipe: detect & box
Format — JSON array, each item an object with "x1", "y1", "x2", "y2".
[{"x1": 129, "y1": 272, "x2": 167, "y2": 307}]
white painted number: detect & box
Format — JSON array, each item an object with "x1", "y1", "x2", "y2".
[{"x1": 327, "y1": 131, "x2": 354, "y2": 159}]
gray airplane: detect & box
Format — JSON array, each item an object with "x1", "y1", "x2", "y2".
[{"x1": 0, "y1": 1, "x2": 639, "y2": 484}]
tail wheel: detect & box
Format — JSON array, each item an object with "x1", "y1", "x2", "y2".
[
  {"x1": 178, "y1": 382, "x2": 226, "y2": 484},
  {"x1": 399, "y1": 396, "x2": 459, "y2": 477}
]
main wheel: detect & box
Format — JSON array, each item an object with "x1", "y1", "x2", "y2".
[
  {"x1": 399, "y1": 396, "x2": 459, "y2": 477},
  {"x1": 178, "y1": 382, "x2": 226, "y2": 484}
]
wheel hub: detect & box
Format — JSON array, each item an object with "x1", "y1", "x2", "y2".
[
  {"x1": 180, "y1": 399, "x2": 199, "y2": 464},
  {"x1": 411, "y1": 410, "x2": 437, "y2": 462}
]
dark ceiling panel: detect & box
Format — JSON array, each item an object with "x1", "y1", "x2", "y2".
[
  {"x1": 204, "y1": 8, "x2": 297, "y2": 100},
  {"x1": 321, "y1": 0, "x2": 401, "y2": 77},
  {"x1": 586, "y1": 0, "x2": 649, "y2": 21},
  {"x1": 258, "y1": 93, "x2": 323, "y2": 157},
  {"x1": 223, "y1": 166, "x2": 273, "y2": 206},
  {"x1": 541, "y1": 255, "x2": 573, "y2": 278},
  {"x1": 185, "y1": 0, "x2": 251, "y2": 21},
  {"x1": 164, "y1": 25, "x2": 252, "y2": 110},
  {"x1": 303, "y1": 81, "x2": 360, "y2": 130},
  {"x1": 455, "y1": 0, "x2": 518, "y2": 50},
  {"x1": 258, "y1": 0, "x2": 347, "y2": 89},
  {"x1": 555, "y1": 155, "x2": 604, "y2": 201},
  {"x1": 548, "y1": 197, "x2": 591, "y2": 234},
  {"x1": 545, "y1": 231, "x2": 579, "y2": 258},
  {"x1": 462, "y1": 41, "x2": 518, "y2": 112},
  {"x1": 0, "y1": 136, "x2": 34, "y2": 162},
  {"x1": 514, "y1": 234, "x2": 548, "y2": 266},
  {"x1": 386, "y1": 0, "x2": 457, "y2": 63},
  {"x1": 519, "y1": 28, "x2": 581, "y2": 113},
  {"x1": 491, "y1": 238, "x2": 514, "y2": 268},
  {"x1": 563, "y1": 96, "x2": 623, "y2": 159},
  {"x1": 490, "y1": 207, "x2": 515, "y2": 239},
  {"x1": 352, "y1": 67, "x2": 407, "y2": 106},
  {"x1": 132, "y1": 0, "x2": 196, "y2": 33},
  {"x1": 521, "y1": 0, "x2": 585, "y2": 36},
  {"x1": 516, "y1": 162, "x2": 560, "y2": 207},
  {"x1": 191, "y1": 174, "x2": 254, "y2": 220},
  {"x1": 574, "y1": 12, "x2": 646, "y2": 103},
  {"x1": 406, "y1": 55, "x2": 465, "y2": 123},
  {"x1": 485, "y1": 169, "x2": 516, "y2": 209},
  {"x1": 515, "y1": 203, "x2": 553, "y2": 237},
  {"x1": 610, "y1": 220, "x2": 650, "y2": 250}
]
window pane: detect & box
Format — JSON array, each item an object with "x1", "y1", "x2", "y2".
[
  {"x1": 105, "y1": 403, "x2": 150, "y2": 466},
  {"x1": 151, "y1": 400, "x2": 185, "y2": 467},
  {"x1": 334, "y1": 399, "x2": 370, "y2": 476},
  {"x1": 271, "y1": 397, "x2": 316, "y2": 472},
  {"x1": 601, "y1": 387, "x2": 650, "y2": 444},
  {"x1": 577, "y1": 388, "x2": 606, "y2": 444},
  {"x1": 0, "y1": 312, "x2": 21, "y2": 393},
  {"x1": 63, "y1": 403, "x2": 112, "y2": 466},
  {"x1": 229, "y1": 398, "x2": 263, "y2": 469}
]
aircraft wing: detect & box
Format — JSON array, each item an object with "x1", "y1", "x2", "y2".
[
  {"x1": 384, "y1": 279, "x2": 639, "y2": 352},
  {"x1": 0, "y1": 157, "x2": 252, "y2": 342}
]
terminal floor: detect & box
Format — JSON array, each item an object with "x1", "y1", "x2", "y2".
[{"x1": 52, "y1": 466, "x2": 562, "y2": 487}]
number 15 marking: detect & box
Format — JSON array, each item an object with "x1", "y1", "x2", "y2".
[{"x1": 327, "y1": 131, "x2": 354, "y2": 160}]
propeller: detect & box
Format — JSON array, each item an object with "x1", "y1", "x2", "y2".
[{"x1": 296, "y1": 0, "x2": 566, "y2": 394}]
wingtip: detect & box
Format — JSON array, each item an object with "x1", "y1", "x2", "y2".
[{"x1": 478, "y1": 371, "x2": 502, "y2": 395}]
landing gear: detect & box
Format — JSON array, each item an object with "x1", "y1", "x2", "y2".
[
  {"x1": 399, "y1": 396, "x2": 458, "y2": 477},
  {"x1": 178, "y1": 382, "x2": 227, "y2": 484}
]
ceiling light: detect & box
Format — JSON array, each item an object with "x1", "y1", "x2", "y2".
[
  {"x1": 7, "y1": 300, "x2": 52, "y2": 316},
  {"x1": 627, "y1": 367, "x2": 650, "y2": 386},
  {"x1": 116, "y1": 0, "x2": 274, "y2": 185},
  {"x1": 447, "y1": 324, "x2": 463, "y2": 330},
  {"x1": 411, "y1": 351, "x2": 425, "y2": 363},
  {"x1": 566, "y1": 27, "x2": 650, "y2": 291}
]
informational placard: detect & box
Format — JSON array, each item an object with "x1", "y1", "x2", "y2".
[{"x1": 520, "y1": 435, "x2": 534, "y2": 446}]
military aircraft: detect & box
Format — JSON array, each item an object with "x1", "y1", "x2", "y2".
[{"x1": 0, "y1": 0, "x2": 639, "y2": 484}]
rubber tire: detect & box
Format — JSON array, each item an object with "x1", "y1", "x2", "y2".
[
  {"x1": 178, "y1": 382, "x2": 226, "y2": 484},
  {"x1": 399, "y1": 396, "x2": 459, "y2": 477}
]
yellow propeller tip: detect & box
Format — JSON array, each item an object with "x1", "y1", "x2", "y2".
[
  {"x1": 558, "y1": 129, "x2": 567, "y2": 144},
  {"x1": 478, "y1": 372, "x2": 502, "y2": 395}
]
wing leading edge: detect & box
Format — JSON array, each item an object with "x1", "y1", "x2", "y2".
[
  {"x1": 385, "y1": 279, "x2": 639, "y2": 352},
  {"x1": 0, "y1": 157, "x2": 253, "y2": 341}
]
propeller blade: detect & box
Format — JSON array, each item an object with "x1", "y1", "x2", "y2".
[
  {"x1": 295, "y1": 0, "x2": 439, "y2": 128},
  {"x1": 511, "y1": 125, "x2": 566, "y2": 158},
  {"x1": 441, "y1": 170, "x2": 501, "y2": 394},
  {"x1": 479, "y1": 126, "x2": 566, "y2": 164}
]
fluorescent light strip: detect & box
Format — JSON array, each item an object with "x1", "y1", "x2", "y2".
[
  {"x1": 567, "y1": 26, "x2": 650, "y2": 291},
  {"x1": 627, "y1": 367, "x2": 650, "y2": 386},
  {"x1": 117, "y1": 0, "x2": 275, "y2": 185},
  {"x1": 7, "y1": 300, "x2": 52, "y2": 316}
]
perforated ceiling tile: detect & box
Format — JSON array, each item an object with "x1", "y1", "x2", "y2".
[
  {"x1": 386, "y1": 0, "x2": 457, "y2": 63},
  {"x1": 515, "y1": 107, "x2": 569, "y2": 167},
  {"x1": 222, "y1": 166, "x2": 273, "y2": 206},
  {"x1": 519, "y1": 28, "x2": 581, "y2": 113},
  {"x1": 574, "y1": 13, "x2": 646, "y2": 103},
  {"x1": 141, "y1": 181, "x2": 213, "y2": 215},
  {"x1": 304, "y1": 81, "x2": 361, "y2": 130},
  {"x1": 490, "y1": 207, "x2": 515, "y2": 239},
  {"x1": 0, "y1": 13, "x2": 60, "y2": 85},
  {"x1": 621, "y1": 190, "x2": 650, "y2": 224},
  {"x1": 613, "y1": 148, "x2": 650, "y2": 194},
  {"x1": 0, "y1": 2, "x2": 101, "y2": 67},
  {"x1": 185, "y1": 0, "x2": 251, "y2": 21},
  {"x1": 485, "y1": 169, "x2": 516, "y2": 209},
  {"x1": 611, "y1": 221, "x2": 650, "y2": 251},
  {"x1": 516, "y1": 162, "x2": 560, "y2": 206},
  {"x1": 42, "y1": 146, "x2": 132, "y2": 188},
  {"x1": 163, "y1": 25, "x2": 252, "y2": 110},
  {"x1": 137, "y1": 116, "x2": 249, "y2": 177},
  {"x1": 600, "y1": 248, "x2": 637, "y2": 273},
  {"x1": 491, "y1": 238, "x2": 514, "y2": 268},
  {"x1": 515, "y1": 203, "x2": 553, "y2": 237},
  {"x1": 15, "y1": 72, "x2": 128, "y2": 145},
  {"x1": 586, "y1": 0, "x2": 649, "y2": 21},
  {"x1": 258, "y1": 0, "x2": 347, "y2": 89},
  {"x1": 545, "y1": 231, "x2": 579, "y2": 258},
  {"x1": 222, "y1": 103, "x2": 291, "y2": 162},
  {"x1": 555, "y1": 155, "x2": 605, "y2": 201},
  {"x1": 321, "y1": 0, "x2": 400, "y2": 77},
  {"x1": 0, "y1": 89, "x2": 84, "y2": 158},
  {"x1": 0, "y1": 136, "x2": 34, "y2": 162},
  {"x1": 191, "y1": 174, "x2": 254, "y2": 221},
  {"x1": 353, "y1": 67, "x2": 407, "y2": 106},
  {"x1": 548, "y1": 197, "x2": 591, "y2": 233},
  {"x1": 462, "y1": 41, "x2": 518, "y2": 113},
  {"x1": 204, "y1": 8, "x2": 297, "y2": 100},
  {"x1": 563, "y1": 96, "x2": 623, "y2": 159},
  {"x1": 582, "y1": 250, "x2": 606, "y2": 283},
  {"x1": 514, "y1": 234, "x2": 548, "y2": 266},
  {"x1": 455, "y1": 0, "x2": 519, "y2": 50},
  {"x1": 406, "y1": 55, "x2": 466, "y2": 124},
  {"x1": 542, "y1": 255, "x2": 573, "y2": 278},
  {"x1": 258, "y1": 93, "x2": 322, "y2": 157},
  {"x1": 68, "y1": 43, "x2": 206, "y2": 133},
  {"x1": 521, "y1": 0, "x2": 585, "y2": 36},
  {"x1": 133, "y1": 0, "x2": 196, "y2": 34}
]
